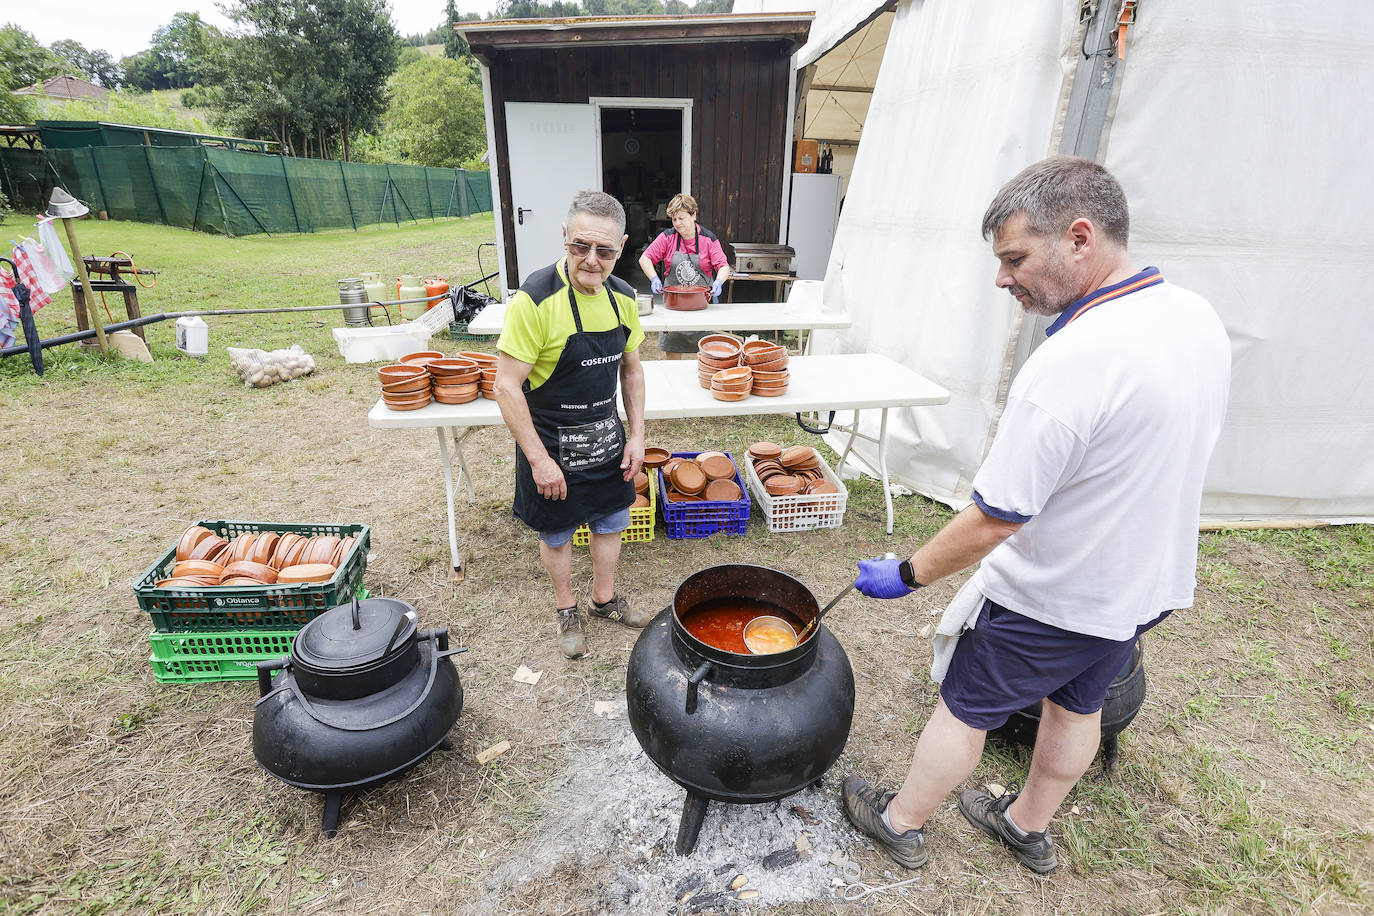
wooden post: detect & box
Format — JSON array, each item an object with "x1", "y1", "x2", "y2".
[{"x1": 63, "y1": 218, "x2": 108, "y2": 355}]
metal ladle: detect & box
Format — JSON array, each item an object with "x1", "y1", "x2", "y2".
[{"x1": 743, "y1": 554, "x2": 896, "y2": 654}]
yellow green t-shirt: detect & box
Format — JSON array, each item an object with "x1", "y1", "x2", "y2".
[{"x1": 497, "y1": 259, "x2": 645, "y2": 391}]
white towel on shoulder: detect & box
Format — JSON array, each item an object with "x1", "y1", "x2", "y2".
[{"x1": 929, "y1": 576, "x2": 986, "y2": 683}]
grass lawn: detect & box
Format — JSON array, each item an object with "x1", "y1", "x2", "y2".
[{"x1": 0, "y1": 216, "x2": 1370, "y2": 915}]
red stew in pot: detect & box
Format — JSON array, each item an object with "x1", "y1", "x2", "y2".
[{"x1": 680, "y1": 598, "x2": 806, "y2": 654}]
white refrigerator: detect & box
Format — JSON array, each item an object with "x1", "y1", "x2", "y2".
[{"x1": 786, "y1": 173, "x2": 844, "y2": 281}]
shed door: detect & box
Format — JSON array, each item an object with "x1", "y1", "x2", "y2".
[{"x1": 506, "y1": 103, "x2": 599, "y2": 283}]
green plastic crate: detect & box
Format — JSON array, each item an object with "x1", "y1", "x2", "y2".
[
  {"x1": 133, "y1": 520, "x2": 370, "y2": 632},
  {"x1": 148, "y1": 628, "x2": 297, "y2": 683},
  {"x1": 447, "y1": 319, "x2": 483, "y2": 341}
]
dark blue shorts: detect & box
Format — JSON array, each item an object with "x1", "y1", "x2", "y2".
[{"x1": 941, "y1": 600, "x2": 1170, "y2": 731}]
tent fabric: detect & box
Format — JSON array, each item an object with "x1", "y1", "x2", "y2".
[
  {"x1": 809, "y1": 0, "x2": 1077, "y2": 504},
  {"x1": 732, "y1": 0, "x2": 890, "y2": 69},
  {"x1": 748, "y1": 0, "x2": 1374, "y2": 523}
]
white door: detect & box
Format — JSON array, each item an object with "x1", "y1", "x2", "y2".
[{"x1": 505, "y1": 102, "x2": 600, "y2": 283}]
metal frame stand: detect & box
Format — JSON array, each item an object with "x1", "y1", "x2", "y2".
[{"x1": 829, "y1": 407, "x2": 896, "y2": 534}]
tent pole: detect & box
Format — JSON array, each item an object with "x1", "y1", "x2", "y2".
[{"x1": 1056, "y1": 0, "x2": 1127, "y2": 160}]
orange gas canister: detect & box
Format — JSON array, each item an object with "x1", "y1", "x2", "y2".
[{"x1": 424, "y1": 278, "x2": 450, "y2": 311}]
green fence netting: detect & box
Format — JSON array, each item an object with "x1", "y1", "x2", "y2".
[{"x1": 0, "y1": 145, "x2": 492, "y2": 236}]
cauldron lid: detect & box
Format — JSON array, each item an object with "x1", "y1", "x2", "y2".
[{"x1": 293, "y1": 597, "x2": 418, "y2": 673}]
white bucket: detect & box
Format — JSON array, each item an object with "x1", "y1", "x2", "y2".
[{"x1": 174, "y1": 316, "x2": 209, "y2": 357}]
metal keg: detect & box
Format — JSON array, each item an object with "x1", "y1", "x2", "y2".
[{"x1": 337, "y1": 278, "x2": 368, "y2": 327}]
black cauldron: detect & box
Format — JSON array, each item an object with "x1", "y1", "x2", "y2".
[
  {"x1": 991, "y1": 640, "x2": 1146, "y2": 773},
  {"x1": 252, "y1": 597, "x2": 464, "y2": 836},
  {"x1": 626, "y1": 565, "x2": 855, "y2": 854}
]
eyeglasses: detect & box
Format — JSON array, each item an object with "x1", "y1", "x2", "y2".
[{"x1": 566, "y1": 241, "x2": 621, "y2": 260}]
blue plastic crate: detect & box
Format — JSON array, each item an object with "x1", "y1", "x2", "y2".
[{"x1": 658, "y1": 451, "x2": 750, "y2": 539}]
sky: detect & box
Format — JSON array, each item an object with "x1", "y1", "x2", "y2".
[{"x1": 16, "y1": 0, "x2": 502, "y2": 61}]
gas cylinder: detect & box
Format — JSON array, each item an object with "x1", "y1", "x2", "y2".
[
  {"x1": 397, "y1": 275, "x2": 426, "y2": 321},
  {"x1": 360, "y1": 271, "x2": 389, "y2": 323},
  {"x1": 424, "y1": 278, "x2": 450, "y2": 311}
]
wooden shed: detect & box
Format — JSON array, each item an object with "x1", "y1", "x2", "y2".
[{"x1": 459, "y1": 13, "x2": 813, "y2": 291}]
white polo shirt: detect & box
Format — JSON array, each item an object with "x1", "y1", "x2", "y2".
[{"x1": 970, "y1": 268, "x2": 1232, "y2": 640}]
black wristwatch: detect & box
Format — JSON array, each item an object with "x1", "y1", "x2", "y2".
[{"x1": 898, "y1": 559, "x2": 923, "y2": 590}]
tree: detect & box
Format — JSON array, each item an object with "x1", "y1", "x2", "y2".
[
  {"x1": 443, "y1": 0, "x2": 476, "y2": 63},
  {"x1": 121, "y1": 12, "x2": 227, "y2": 91},
  {"x1": 358, "y1": 55, "x2": 485, "y2": 168},
  {"x1": 50, "y1": 39, "x2": 121, "y2": 88},
  {"x1": 203, "y1": 0, "x2": 399, "y2": 160},
  {"x1": 0, "y1": 24, "x2": 65, "y2": 121}
]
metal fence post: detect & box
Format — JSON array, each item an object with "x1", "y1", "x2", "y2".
[
  {"x1": 338, "y1": 159, "x2": 358, "y2": 231},
  {"x1": 280, "y1": 155, "x2": 302, "y2": 232},
  {"x1": 143, "y1": 146, "x2": 169, "y2": 226}
]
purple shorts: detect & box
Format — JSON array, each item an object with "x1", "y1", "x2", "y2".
[{"x1": 941, "y1": 600, "x2": 1170, "y2": 731}]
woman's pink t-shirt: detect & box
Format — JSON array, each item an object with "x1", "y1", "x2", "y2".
[{"x1": 643, "y1": 230, "x2": 728, "y2": 276}]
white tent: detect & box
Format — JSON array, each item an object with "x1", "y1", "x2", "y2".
[{"x1": 737, "y1": 0, "x2": 1374, "y2": 523}]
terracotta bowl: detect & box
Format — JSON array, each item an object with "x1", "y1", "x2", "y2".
[
  {"x1": 221, "y1": 560, "x2": 278, "y2": 584},
  {"x1": 378, "y1": 364, "x2": 427, "y2": 383},
  {"x1": 711, "y1": 389, "x2": 750, "y2": 402},
  {"x1": 750, "y1": 368, "x2": 789, "y2": 383},
  {"x1": 700, "y1": 454, "x2": 736, "y2": 480},
  {"x1": 697, "y1": 450, "x2": 727, "y2": 462},
  {"x1": 275, "y1": 534, "x2": 309, "y2": 569},
  {"x1": 155, "y1": 576, "x2": 217, "y2": 588},
  {"x1": 750, "y1": 354, "x2": 789, "y2": 373},
  {"x1": 172, "y1": 559, "x2": 224, "y2": 580},
  {"x1": 781, "y1": 445, "x2": 817, "y2": 467},
  {"x1": 806, "y1": 481, "x2": 840, "y2": 495},
  {"x1": 305, "y1": 536, "x2": 341, "y2": 565},
  {"x1": 331, "y1": 536, "x2": 356, "y2": 568},
  {"x1": 704, "y1": 478, "x2": 743, "y2": 502},
  {"x1": 634, "y1": 471, "x2": 649, "y2": 494},
  {"x1": 670, "y1": 461, "x2": 707, "y2": 495},
  {"x1": 697, "y1": 353, "x2": 741, "y2": 372},
  {"x1": 753, "y1": 460, "x2": 786, "y2": 479},
  {"x1": 384, "y1": 391, "x2": 433, "y2": 410},
  {"x1": 751, "y1": 385, "x2": 787, "y2": 397},
  {"x1": 712, "y1": 366, "x2": 753, "y2": 384},
  {"x1": 277, "y1": 563, "x2": 337, "y2": 584},
  {"x1": 381, "y1": 376, "x2": 433, "y2": 396},
  {"x1": 642, "y1": 447, "x2": 671, "y2": 469},
  {"x1": 399, "y1": 350, "x2": 445, "y2": 367},
  {"x1": 272, "y1": 533, "x2": 303, "y2": 569},
  {"x1": 248, "y1": 532, "x2": 279, "y2": 566},
  {"x1": 698, "y1": 333, "x2": 742, "y2": 353},
  {"x1": 748, "y1": 441, "x2": 783, "y2": 460},
  {"x1": 429, "y1": 356, "x2": 479, "y2": 374},
  {"x1": 457, "y1": 351, "x2": 498, "y2": 367},
  {"x1": 765, "y1": 474, "x2": 803, "y2": 496},
  {"x1": 743, "y1": 343, "x2": 787, "y2": 365},
  {"x1": 176, "y1": 525, "x2": 215, "y2": 561},
  {"x1": 632, "y1": 494, "x2": 650, "y2": 509},
  {"x1": 224, "y1": 533, "x2": 257, "y2": 564},
  {"x1": 433, "y1": 389, "x2": 479, "y2": 405},
  {"x1": 712, "y1": 380, "x2": 752, "y2": 396}
]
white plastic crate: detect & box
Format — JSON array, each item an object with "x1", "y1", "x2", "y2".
[{"x1": 744, "y1": 448, "x2": 848, "y2": 532}]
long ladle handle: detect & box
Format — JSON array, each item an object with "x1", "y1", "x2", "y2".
[{"x1": 799, "y1": 552, "x2": 898, "y2": 640}]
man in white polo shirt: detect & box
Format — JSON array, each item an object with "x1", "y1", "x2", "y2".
[{"x1": 840, "y1": 156, "x2": 1231, "y2": 874}]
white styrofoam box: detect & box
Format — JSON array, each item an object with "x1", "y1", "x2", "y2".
[
  {"x1": 744, "y1": 447, "x2": 848, "y2": 533},
  {"x1": 332, "y1": 324, "x2": 432, "y2": 364}
]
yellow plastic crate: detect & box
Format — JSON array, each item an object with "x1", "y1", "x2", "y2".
[{"x1": 572, "y1": 470, "x2": 657, "y2": 545}]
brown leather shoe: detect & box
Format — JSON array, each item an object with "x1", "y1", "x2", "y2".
[
  {"x1": 589, "y1": 594, "x2": 652, "y2": 628},
  {"x1": 557, "y1": 605, "x2": 588, "y2": 658}
]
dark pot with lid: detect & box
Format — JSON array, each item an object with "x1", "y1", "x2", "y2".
[
  {"x1": 252, "y1": 597, "x2": 464, "y2": 837},
  {"x1": 625, "y1": 564, "x2": 855, "y2": 854}
]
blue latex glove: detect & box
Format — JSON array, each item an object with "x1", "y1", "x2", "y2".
[
  {"x1": 855, "y1": 556, "x2": 913, "y2": 599},
  {"x1": 650, "y1": 277, "x2": 664, "y2": 295},
  {"x1": 710, "y1": 278, "x2": 724, "y2": 300}
]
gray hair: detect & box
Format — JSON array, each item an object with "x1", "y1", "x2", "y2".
[
  {"x1": 567, "y1": 190, "x2": 626, "y2": 236},
  {"x1": 981, "y1": 156, "x2": 1129, "y2": 248}
]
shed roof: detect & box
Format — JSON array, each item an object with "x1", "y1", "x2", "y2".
[
  {"x1": 458, "y1": 13, "x2": 813, "y2": 61},
  {"x1": 12, "y1": 74, "x2": 108, "y2": 101}
]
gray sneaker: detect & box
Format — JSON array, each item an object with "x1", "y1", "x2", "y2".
[
  {"x1": 556, "y1": 605, "x2": 588, "y2": 658},
  {"x1": 588, "y1": 594, "x2": 653, "y2": 628},
  {"x1": 957, "y1": 789, "x2": 1057, "y2": 873},
  {"x1": 840, "y1": 776, "x2": 929, "y2": 869}
]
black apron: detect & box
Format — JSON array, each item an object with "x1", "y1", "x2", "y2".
[
  {"x1": 513, "y1": 271, "x2": 635, "y2": 533},
  {"x1": 659, "y1": 231, "x2": 714, "y2": 353}
]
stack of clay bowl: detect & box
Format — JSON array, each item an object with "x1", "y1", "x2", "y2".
[
  {"x1": 660, "y1": 451, "x2": 742, "y2": 503},
  {"x1": 379, "y1": 364, "x2": 431, "y2": 411},
  {"x1": 155, "y1": 525, "x2": 350, "y2": 588},
  {"x1": 710, "y1": 365, "x2": 753, "y2": 402},
  {"x1": 747, "y1": 442, "x2": 839, "y2": 497},
  {"x1": 696, "y1": 334, "x2": 743, "y2": 389},
  {"x1": 428, "y1": 356, "x2": 481, "y2": 404},
  {"x1": 743, "y1": 340, "x2": 790, "y2": 396},
  {"x1": 459, "y1": 350, "x2": 499, "y2": 399},
  {"x1": 632, "y1": 469, "x2": 651, "y2": 509}
]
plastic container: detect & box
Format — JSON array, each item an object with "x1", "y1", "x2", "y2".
[
  {"x1": 149, "y1": 628, "x2": 298, "y2": 683},
  {"x1": 332, "y1": 325, "x2": 432, "y2": 364},
  {"x1": 133, "y1": 520, "x2": 370, "y2": 631},
  {"x1": 573, "y1": 469, "x2": 657, "y2": 546},
  {"x1": 658, "y1": 452, "x2": 750, "y2": 539},
  {"x1": 174, "y1": 316, "x2": 209, "y2": 357},
  {"x1": 744, "y1": 452, "x2": 848, "y2": 532}
]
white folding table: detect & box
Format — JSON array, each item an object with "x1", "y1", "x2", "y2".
[
  {"x1": 367, "y1": 353, "x2": 949, "y2": 578},
  {"x1": 464, "y1": 299, "x2": 851, "y2": 352}
]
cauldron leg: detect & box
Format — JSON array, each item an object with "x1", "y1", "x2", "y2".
[
  {"x1": 675, "y1": 792, "x2": 710, "y2": 856},
  {"x1": 321, "y1": 791, "x2": 344, "y2": 838},
  {"x1": 1101, "y1": 733, "x2": 1120, "y2": 776}
]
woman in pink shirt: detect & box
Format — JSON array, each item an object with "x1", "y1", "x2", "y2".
[{"x1": 637, "y1": 193, "x2": 733, "y2": 358}]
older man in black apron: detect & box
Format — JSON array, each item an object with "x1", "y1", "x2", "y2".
[{"x1": 494, "y1": 191, "x2": 651, "y2": 658}]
